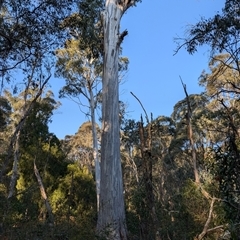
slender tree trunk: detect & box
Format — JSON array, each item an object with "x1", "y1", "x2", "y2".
[
  {"x1": 197, "y1": 198, "x2": 216, "y2": 240},
  {"x1": 89, "y1": 88, "x2": 100, "y2": 212},
  {"x1": 181, "y1": 80, "x2": 200, "y2": 184},
  {"x1": 139, "y1": 120, "x2": 161, "y2": 240},
  {"x1": 97, "y1": 1, "x2": 127, "y2": 239},
  {"x1": 8, "y1": 131, "x2": 20, "y2": 198},
  {"x1": 139, "y1": 121, "x2": 154, "y2": 240},
  {"x1": 34, "y1": 160, "x2": 54, "y2": 227}
]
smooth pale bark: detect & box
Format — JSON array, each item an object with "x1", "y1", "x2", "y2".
[
  {"x1": 97, "y1": 1, "x2": 127, "y2": 239},
  {"x1": 34, "y1": 160, "x2": 54, "y2": 226},
  {"x1": 97, "y1": 0, "x2": 138, "y2": 238},
  {"x1": 78, "y1": 58, "x2": 101, "y2": 211},
  {"x1": 89, "y1": 86, "x2": 100, "y2": 211}
]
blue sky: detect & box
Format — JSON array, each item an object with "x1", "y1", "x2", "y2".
[{"x1": 49, "y1": 0, "x2": 225, "y2": 139}]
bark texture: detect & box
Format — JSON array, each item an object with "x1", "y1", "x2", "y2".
[
  {"x1": 34, "y1": 160, "x2": 54, "y2": 226},
  {"x1": 97, "y1": 1, "x2": 127, "y2": 239}
]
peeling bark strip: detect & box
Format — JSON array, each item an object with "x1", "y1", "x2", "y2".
[{"x1": 97, "y1": 0, "x2": 137, "y2": 239}]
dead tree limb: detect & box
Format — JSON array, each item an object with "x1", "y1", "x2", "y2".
[
  {"x1": 197, "y1": 198, "x2": 216, "y2": 240},
  {"x1": 180, "y1": 77, "x2": 200, "y2": 184}
]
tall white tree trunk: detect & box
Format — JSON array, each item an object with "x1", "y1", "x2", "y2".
[{"x1": 97, "y1": 1, "x2": 127, "y2": 239}]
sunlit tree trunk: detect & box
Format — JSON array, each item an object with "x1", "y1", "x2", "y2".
[
  {"x1": 97, "y1": 1, "x2": 126, "y2": 239},
  {"x1": 97, "y1": 1, "x2": 138, "y2": 238},
  {"x1": 34, "y1": 160, "x2": 54, "y2": 227},
  {"x1": 181, "y1": 80, "x2": 200, "y2": 184},
  {"x1": 89, "y1": 86, "x2": 100, "y2": 211}
]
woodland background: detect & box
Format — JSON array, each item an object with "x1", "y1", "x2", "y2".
[{"x1": 1, "y1": 0, "x2": 240, "y2": 239}]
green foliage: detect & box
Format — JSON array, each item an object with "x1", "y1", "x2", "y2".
[
  {"x1": 181, "y1": 180, "x2": 226, "y2": 239},
  {"x1": 3, "y1": 1, "x2": 240, "y2": 238},
  {"x1": 60, "y1": 0, "x2": 104, "y2": 60},
  {"x1": 215, "y1": 141, "x2": 240, "y2": 223},
  {"x1": 0, "y1": 96, "x2": 11, "y2": 130},
  {"x1": 180, "y1": 0, "x2": 240, "y2": 55},
  {"x1": 0, "y1": 0, "x2": 75, "y2": 76},
  {"x1": 50, "y1": 163, "x2": 97, "y2": 239}
]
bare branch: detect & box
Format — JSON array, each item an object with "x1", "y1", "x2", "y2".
[
  {"x1": 130, "y1": 91, "x2": 149, "y2": 124},
  {"x1": 197, "y1": 198, "x2": 216, "y2": 240},
  {"x1": 118, "y1": 29, "x2": 128, "y2": 46},
  {"x1": 180, "y1": 77, "x2": 200, "y2": 184}
]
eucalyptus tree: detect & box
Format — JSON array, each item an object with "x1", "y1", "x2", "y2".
[
  {"x1": 55, "y1": 35, "x2": 103, "y2": 210},
  {"x1": 0, "y1": 64, "x2": 52, "y2": 199},
  {"x1": 176, "y1": 0, "x2": 240, "y2": 58},
  {"x1": 0, "y1": 0, "x2": 75, "y2": 77},
  {"x1": 170, "y1": 92, "x2": 231, "y2": 239},
  {"x1": 175, "y1": 0, "x2": 240, "y2": 170},
  {"x1": 0, "y1": 0, "x2": 76, "y2": 194},
  {"x1": 56, "y1": 0, "x2": 129, "y2": 221},
  {"x1": 171, "y1": 93, "x2": 207, "y2": 174},
  {"x1": 0, "y1": 88, "x2": 65, "y2": 238},
  {"x1": 198, "y1": 54, "x2": 240, "y2": 237},
  {"x1": 175, "y1": 3, "x2": 240, "y2": 235},
  {"x1": 198, "y1": 54, "x2": 240, "y2": 148},
  {"x1": 98, "y1": 0, "x2": 142, "y2": 238},
  {"x1": 62, "y1": 121, "x2": 101, "y2": 171}
]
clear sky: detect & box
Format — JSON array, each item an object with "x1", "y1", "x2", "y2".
[{"x1": 49, "y1": 0, "x2": 225, "y2": 139}]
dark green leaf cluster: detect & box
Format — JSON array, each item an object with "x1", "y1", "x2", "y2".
[
  {"x1": 215, "y1": 140, "x2": 240, "y2": 222},
  {"x1": 181, "y1": 0, "x2": 240, "y2": 55},
  {"x1": 61, "y1": 0, "x2": 104, "y2": 59},
  {"x1": 0, "y1": 96, "x2": 11, "y2": 130},
  {"x1": 0, "y1": 0, "x2": 75, "y2": 74}
]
